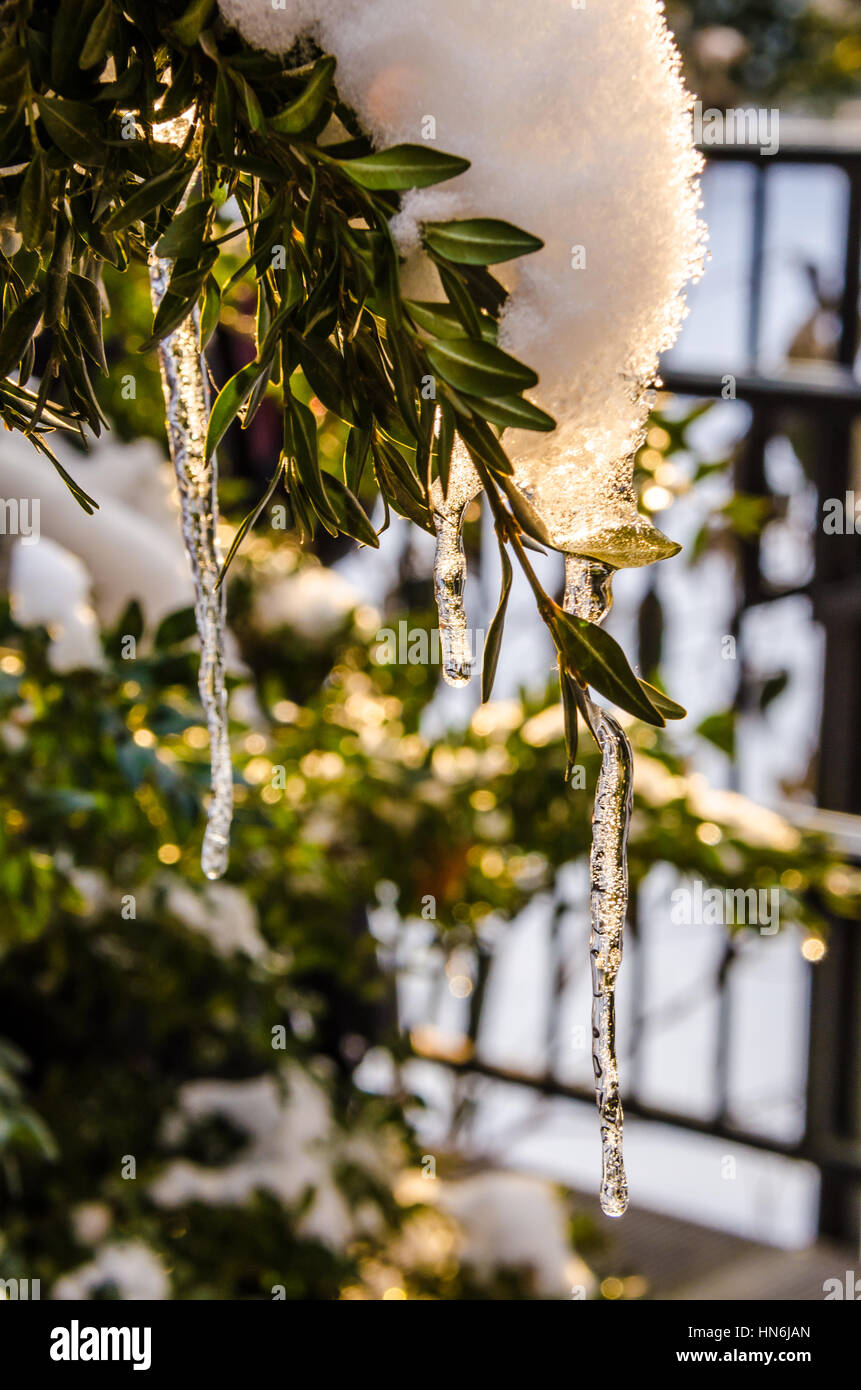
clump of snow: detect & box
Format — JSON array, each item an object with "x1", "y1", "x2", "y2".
[
  {"x1": 10, "y1": 537, "x2": 104, "y2": 673},
  {"x1": 217, "y1": 0, "x2": 705, "y2": 566},
  {"x1": 253, "y1": 560, "x2": 357, "y2": 637},
  {"x1": 162, "y1": 877, "x2": 268, "y2": 959},
  {"x1": 150, "y1": 1066, "x2": 402, "y2": 1248},
  {"x1": 53, "y1": 1240, "x2": 170, "y2": 1300},
  {"x1": 394, "y1": 1167, "x2": 595, "y2": 1298}
]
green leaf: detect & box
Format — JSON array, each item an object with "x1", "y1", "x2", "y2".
[
  {"x1": 551, "y1": 607, "x2": 665, "y2": 727},
  {"x1": 103, "y1": 162, "x2": 191, "y2": 232},
  {"x1": 386, "y1": 327, "x2": 422, "y2": 440},
  {"x1": 79, "y1": 0, "x2": 114, "y2": 69},
  {"x1": 0, "y1": 292, "x2": 44, "y2": 378},
  {"x1": 19, "y1": 153, "x2": 51, "y2": 251},
  {"x1": 205, "y1": 359, "x2": 266, "y2": 460},
  {"x1": 323, "y1": 471, "x2": 380, "y2": 549},
  {"x1": 425, "y1": 337, "x2": 538, "y2": 397},
  {"x1": 343, "y1": 426, "x2": 371, "y2": 492},
  {"x1": 297, "y1": 337, "x2": 354, "y2": 423},
  {"x1": 285, "y1": 394, "x2": 339, "y2": 533},
  {"x1": 456, "y1": 415, "x2": 513, "y2": 479},
  {"x1": 199, "y1": 274, "x2": 221, "y2": 350},
  {"x1": 696, "y1": 710, "x2": 735, "y2": 756},
  {"x1": 0, "y1": 48, "x2": 28, "y2": 106},
  {"x1": 234, "y1": 73, "x2": 265, "y2": 133},
  {"x1": 435, "y1": 263, "x2": 484, "y2": 339},
  {"x1": 214, "y1": 68, "x2": 236, "y2": 157},
  {"x1": 497, "y1": 474, "x2": 555, "y2": 548},
  {"x1": 119, "y1": 599, "x2": 145, "y2": 645},
  {"x1": 463, "y1": 392, "x2": 556, "y2": 434},
  {"x1": 36, "y1": 96, "x2": 105, "y2": 167},
  {"x1": 422, "y1": 218, "x2": 543, "y2": 266},
  {"x1": 336, "y1": 143, "x2": 469, "y2": 192},
  {"x1": 560, "y1": 671, "x2": 581, "y2": 779},
  {"x1": 44, "y1": 217, "x2": 72, "y2": 327},
  {"x1": 166, "y1": 0, "x2": 217, "y2": 46},
  {"x1": 482, "y1": 537, "x2": 513, "y2": 701},
  {"x1": 156, "y1": 200, "x2": 211, "y2": 260},
  {"x1": 435, "y1": 400, "x2": 455, "y2": 498},
  {"x1": 67, "y1": 274, "x2": 108, "y2": 374},
  {"x1": 405, "y1": 298, "x2": 496, "y2": 343},
  {"x1": 216, "y1": 461, "x2": 286, "y2": 590},
  {"x1": 639, "y1": 679, "x2": 686, "y2": 721},
  {"x1": 372, "y1": 438, "x2": 434, "y2": 534},
  {"x1": 42, "y1": 446, "x2": 99, "y2": 513},
  {"x1": 269, "y1": 55, "x2": 336, "y2": 135}
]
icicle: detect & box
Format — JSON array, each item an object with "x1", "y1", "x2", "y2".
[
  {"x1": 564, "y1": 553, "x2": 632, "y2": 1217},
  {"x1": 430, "y1": 441, "x2": 480, "y2": 687},
  {"x1": 149, "y1": 248, "x2": 233, "y2": 882}
]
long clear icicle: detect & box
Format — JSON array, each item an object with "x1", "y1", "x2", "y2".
[
  {"x1": 149, "y1": 252, "x2": 233, "y2": 880},
  {"x1": 431, "y1": 441, "x2": 481, "y2": 687},
  {"x1": 564, "y1": 553, "x2": 632, "y2": 1216}
]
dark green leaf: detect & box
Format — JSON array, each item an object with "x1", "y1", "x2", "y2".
[
  {"x1": 0, "y1": 292, "x2": 44, "y2": 378},
  {"x1": 482, "y1": 537, "x2": 513, "y2": 701},
  {"x1": 214, "y1": 68, "x2": 236, "y2": 157},
  {"x1": 639, "y1": 679, "x2": 686, "y2": 720},
  {"x1": 42, "y1": 444, "x2": 99, "y2": 513},
  {"x1": 36, "y1": 96, "x2": 105, "y2": 167},
  {"x1": 166, "y1": 0, "x2": 217, "y2": 46},
  {"x1": 696, "y1": 710, "x2": 735, "y2": 756},
  {"x1": 372, "y1": 438, "x2": 434, "y2": 534},
  {"x1": 205, "y1": 360, "x2": 266, "y2": 460},
  {"x1": 234, "y1": 72, "x2": 265, "y2": 133},
  {"x1": 323, "y1": 471, "x2": 380, "y2": 548},
  {"x1": 425, "y1": 337, "x2": 538, "y2": 397},
  {"x1": 497, "y1": 474, "x2": 555, "y2": 547},
  {"x1": 285, "y1": 394, "x2": 339, "y2": 533},
  {"x1": 19, "y1": 153, "x2": 51, "y2": 251},
  {"x1": 269, "y1": 55, "x2": 336, "y2": 135},
  {"x1": 79, "y1": 0, "x2": 114, "y2": 69},
  {"x1": 67, "y1": 274, "x2": 107, "y2": 374},
  {"x1": 103, "y1": 162, "x2": 191, "y2": 232},
  {"x1": 457, "y1": 415, "x2": 513, "y2": 479},
  {"x1": 386, "y1": 327, "x2": 422, "y2": 439},
  {"x1": 297, "y1": 337, "x2": 354, "y2": 423},
  {"x1": 405, "y1": 298, "x2": 496, "y2": 343},
  {"x1": 552, "y1": 607, "x2": 665, "y2": 727},
  {"x1": 216, "y1": 460, "x2": 286, "y2": 589},
  {"x1": 199, "y1": 274, "x2": 220, "y2": 350},
  {"x1": 561, "y1": 671, "x2": 581, "y2": 779},
  {"x1": 336, "y1": 144, "x2": 469, "y2": 192},
  {"x1": 343, "y1": 426, "x2": 371, "y2": 492},
  {"x1": 119, "y1": 599, "x2": 145, "y2": 645},
  {"x1": 435, "y1": 400, "x2": 455, "y2": 498},
  {"x1": 435, "y1": 263, "x2": 484, "y2": 339},
  {"x1": 422, "y1": 218, "x2": 543, "y2": 265},
  {"x1": 463, "y1": 392, "x2": 556, "y2": 433},
  {"x1": 156, "y1": 200, "x2": 211, "y2": 261}
]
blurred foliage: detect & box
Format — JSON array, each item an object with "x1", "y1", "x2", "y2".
[{"x1": 671, "y1": 0, "x2": 861, "y2": 110}]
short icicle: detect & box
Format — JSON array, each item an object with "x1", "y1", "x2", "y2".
[
  {"x1": 431, "y1": 441, "x2": 481, "y2": 687},
  {"x1": 564, "y1": 552, "x2": 632, "y2": 1217},
  {"x1": 149, "y1": 251, "x2": 233, "y2": 881}
]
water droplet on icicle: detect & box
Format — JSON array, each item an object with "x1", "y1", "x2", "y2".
[
  {"x1": 431, "y1": 441, "x2": 481, "y2": 687},
  {"x1": 564, "y1": 553, "x2": 631, "y2": 1217},
  {"x1": 149, "y1": 250, "x2": 233, "y2": 881}
]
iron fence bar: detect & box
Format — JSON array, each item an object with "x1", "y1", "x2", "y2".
[
  {"x1": 412, "y1": 1051, "x2": 861, "y2": 1180},
  {"x1": 838, "y1": 168, "x2": 861, "y2": 368},
  {"x1": 748, "y1": 163, "x2": 769, "y2": 368}
]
